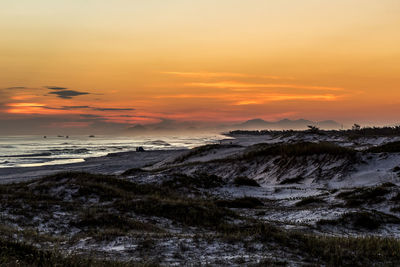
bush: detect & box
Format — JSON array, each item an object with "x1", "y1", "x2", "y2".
[
  {"x1": 116, "y1": 197, "x2": 236, "y2": 228},
  {"x1": 243, "y1": 142, "x2": 356, "y2": 159},
  {"x1": 337, "y1": 186, "x2": 390, "y2": 207},
  {"x1": 174, "y1": 144, "x2": 240, "y2": 163},
  {"x1": 0, "y1": 238, "x2": 131, "y2": 266},
  {"x1": 367, "y1": 141, "x2": 400, "y2": 153},
  {"x1": 233, "y1": 177, "x2": 260, "y2": 187},
  {"x1": 215, "y1": 197, "x2": 264, "y2": 209},
  {"x1": 280, "y1": 176, "x2": 304, "y2": 184},
  {"x1": 295, "y1": 196, "x2": 325, "y2": 207},
  {"x1": 162, "y1": 173, "x2": 225, "y2": 189},
  {"x1": 71, "y1": 211, "x2": 161, "y2": 233},
  {"x1": 318, "y1": 211, "x2": 400, "y2": 230}
]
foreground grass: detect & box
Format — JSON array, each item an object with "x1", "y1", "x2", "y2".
[
  {"x1": 0, "y1": 239, "x2": 147, "y2": 267},
  {"x1": 2, "y1": 172, "x2": 400, "y2": 265},
  {"x1": 218, "y1": 222, "x2": 400, "y2": 266}
]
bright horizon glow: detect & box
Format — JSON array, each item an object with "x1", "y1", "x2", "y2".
[{"x1": 1, "y1": 0, "x2": 400, "y2": 133}]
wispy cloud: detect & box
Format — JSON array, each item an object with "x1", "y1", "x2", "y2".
[
  {"x1": 8, "y1": 103, "x2": 45, "y2": 107},
  {"x1": 232, "y1": 94, "x2": 338, "y2": 105},
  {"x1": 5, "y1": 102, "x2": 135, "y2": 115},
  {"x1": 185, "y1": 81, "x2": 344, "y2": 91},
  {"x1": 155, "y1": 93, "x2": 340, "y2": 104},
  {"x1": 162, "y1": 71, "x2": 289, "y2": 80},
  {"x1": 6, "y1": 103, "x2": 50, "y2": 114},
  {"x1": 48, "y1": 90, "x2": 90, "y2": 99},
  {"x1": 44, "y1": 86, "x2": 69, "y2": 90},
  {"x1": 63, "y1": 106, "x2": 91, "y2": 109},
  {"x1": 5, "y1": 86, "x2": 28, "y2": 90},
  {"x1": 92, "y1": 107, "x2": 135, "y2": 111},
  {"x1": 57, "y1": 106, "x2": 134, "y2": 111}
]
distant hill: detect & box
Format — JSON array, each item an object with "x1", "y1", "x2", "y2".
[{"x1": 124, "y1": 118, "x2": 342, "y2": 134}]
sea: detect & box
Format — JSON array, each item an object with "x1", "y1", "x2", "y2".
[{"x1": 0, "y1": 134, "x2": 229, "y2": 168}]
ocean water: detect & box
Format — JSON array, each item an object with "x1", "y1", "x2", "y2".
[{"x1": 0, "y1": 134, "x2": 228, "y2": 168}]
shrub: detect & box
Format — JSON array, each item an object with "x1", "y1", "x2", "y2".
[
  {"x1": 121, "y1": 168, "x2": 149, "y2": 176},
  {"x1": 174, "y1": 144, "x2": 240, "y2": 163},
  {"x1": 337, "y1": 186, "x2": 390, "y2": 207},
  {"x1": 245, "y1": 142, "x2": 356, "y2": 158},
  {"x1": 233, "y1": 177, "x2": 260, "y2": 187},
  {"x1": 295, "y1": 196, "x2": 325, "y2": 207},
  {"x1": 0, "y1": 238, "x2": 131, "y2": 266},
  {"x1": 116, "y1": 197, "x2": 236, "y2": 227},
  {"x1": 367, "y1": 141, "x2": 400, "y2": 153},
  {"x1": 162, "y1": 173, "x2": 225, "y2": 189},
  {"x1": 215, "y1": 197, "x2": 264, "y2": 209},
  {"x1": 280, "y1": 176, "x2": 304, "y2": 185},
  {"x1": 318, "y1": 211, "x2": 400, "y2": 230}
]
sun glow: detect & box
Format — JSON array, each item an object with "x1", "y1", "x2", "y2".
[{"x1": 0, "y1": 0, "x2": 399, "y2": 130}]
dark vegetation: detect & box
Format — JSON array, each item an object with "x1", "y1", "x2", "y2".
[
  {"x1": 367, "y1": 141, "x2": 400, "y2": 153},
  {"x1": 161, "y1": 173, "x2": 225, "y2": 189},
  {"x1": 0, "y1": 239, "x2": 136, "y2": 267},
  {"x1": 243, "y1": 142, "x2": 356, "y2": 159},
  {"x1": 121, "y1": 167, "x2": 150, "y2": 176},
  {"x1": 173, "y1": 144, "x2": 241, "y2": 163},
  {"x1": 391, "y1": 192, "x2": 400, "y2": 202},
  {"x1": 318, "y1": 211, "x2": 400, "y2": 230},
  {"x1": 0, "y1": 172, "x2": 236, "y2": 230},
  {"x1": 218, "y1": 221, "x2": 400, "y2": 266},
  {"x1": 229, "y1": 126, "x2": 400, "y2": 138},
  {"x1": 116, "y1": 197, "x2": 235, "y2": 227},
  {"x1": 233, "y1": 176, "x2": 260, "y2": 187},
  {"x1": 71, "y1": 211, "x2": 163, "y2": 234},
  {"x1": 2, "y1": 172, "x2": 400, "y2": 265},
  {"x1": 215, "y1": 197, "x2": 264, "y2": 209},
  {"x1": 393, "y1": 166, "x2": 400, "y2": 172},
  {"x1": 295, "y1": 196, "x2": 325, "y2": 207},
  {"x1": 336, "y1": 185, "x2": 391, "y2": 207},
  {"x1": 279, "y1": 176, "x2": 304, "y2": 184}
]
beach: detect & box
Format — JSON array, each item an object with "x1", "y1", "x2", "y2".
[{"x1": 2, "y1": 131, "x2": 400, "y2": 265}]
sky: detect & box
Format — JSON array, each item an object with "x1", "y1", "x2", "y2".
[{"x1": 1, "y1": 0, "x2": 400, "y2": 133}]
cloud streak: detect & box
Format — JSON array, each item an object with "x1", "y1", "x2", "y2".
[
  {"x1": 5, "y1": 87, "x2": 27, "y2": 90},
  {"x1": 155, "y1": 93, "x2": 341, "y2": 105},
  {"x1": 44, "y1": 86, "x2": 68, "y2": 90},
  {"x1": 185, "y1": 81, "x2": 345, "y2": 91},
  {"x1": 92, "y1": 108, "x2": 135, "y2": 111},
  {"x1": 48, "y1": 90, "x2": 90, "y2": 99},
  {"x1": 162, "y1": 71, "x2": 289, "y2": 80}
]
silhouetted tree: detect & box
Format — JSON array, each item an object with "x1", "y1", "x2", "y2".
[
  {"x1": 352, "y1": 124, "x2": 361, "y2": 131},
  {"x1": 307, "y1": 125, "x2": 320, "y2": 133}
]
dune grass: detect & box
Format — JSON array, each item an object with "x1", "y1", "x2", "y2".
[
  {"x1": 367, "y1": 141, "x2": 400, "y2": 153},
  {"x1": 233, "y1": 176, "x2": 260, "y2": 187},
  {"x1": 2, "y1": 171, "x2": 400, "y2": 265},
  {"x1": 215, "y1": 197, "x2": 264, "y2": 209},
  {"x1": 337, "y1": 185, "x2": 390, "y2": 207},
  {"x1": 243, "y1": 142, "x2": 357, "y2": 159}
]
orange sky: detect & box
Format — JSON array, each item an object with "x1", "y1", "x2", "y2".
[{"x1": 1, "y1": 0, "x2": 400, "y2": 131}]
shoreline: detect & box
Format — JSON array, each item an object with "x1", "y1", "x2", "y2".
[{"x1": 0, "y1": 149, "x2": 187, "y2": 184}]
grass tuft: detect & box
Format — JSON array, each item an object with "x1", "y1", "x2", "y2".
[
  {"x1": 233, "y1": 176, "x2": 260, "y2": 187},
  {"x1": 215, "y1": 197, "x2": 264, "y2": 209}
]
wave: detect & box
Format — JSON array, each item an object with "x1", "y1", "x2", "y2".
[
  {"x1": 0, "y1": 145, "x2": 15, "y2": 149},
  {"x1": 3, "y1": 148, "x2": 90, "y2": 158},
  {"x1": 48, "y1": 148, "x2": 90, "y2": 155},
  {"x1": 3, "y1": 152, "x2": 52, "y2": 158},
  {"x1": 144, "y1": 140, "x2": 171, "y2": 146}
]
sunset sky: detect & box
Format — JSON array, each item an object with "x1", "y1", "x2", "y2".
[{"x1": 1, "y1": 0, "x2": 400, "y2": 133}]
